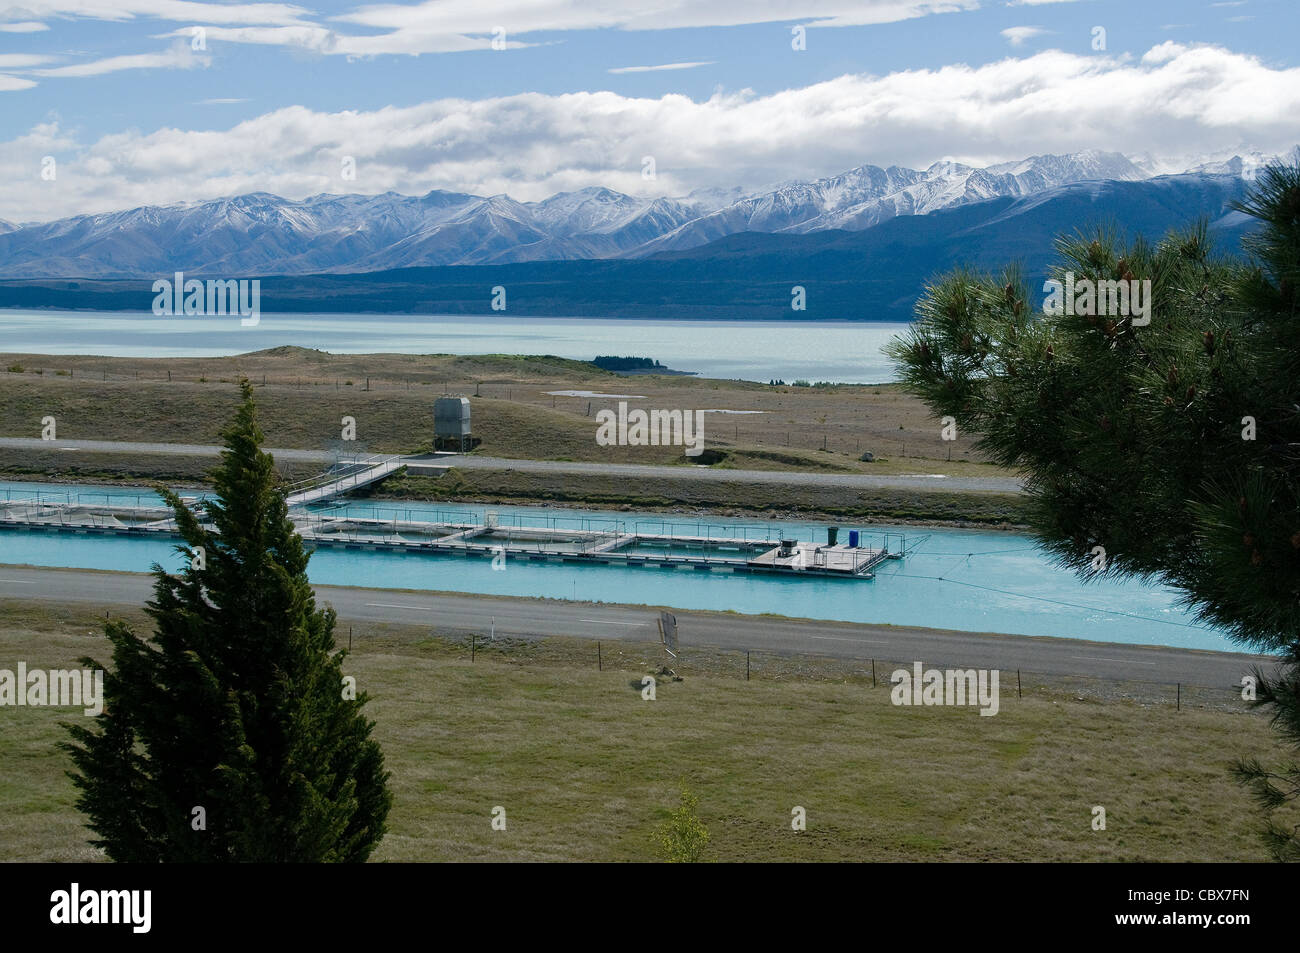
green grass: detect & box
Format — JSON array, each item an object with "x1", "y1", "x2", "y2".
[
  {"x1": 0, "y1": 602, "x2": 1288, "y2": 862},
  {"x1": 375, "y1": 468, "x2": 1029, "y2": 527}
]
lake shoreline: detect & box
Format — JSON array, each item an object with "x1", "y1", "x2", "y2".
[{"x1": 0, "y1": 308, "x2": 913, "y2": 383}]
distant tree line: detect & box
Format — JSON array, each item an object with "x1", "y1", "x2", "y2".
[{"x1": 591, "y1": 355, "x2": 664, "y2": 371}]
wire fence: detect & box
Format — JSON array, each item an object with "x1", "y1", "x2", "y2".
[{"x1": 404, "y1": 630, "x2": 1262, "y2": 715}]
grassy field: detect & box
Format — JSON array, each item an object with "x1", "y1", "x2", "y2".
[
  {"x1": 1, "y1": 601, "x2": 1288, "y2": 862},
  {"x1": 0, "y1": 348, "x2": 1025, "y2": 526},
  {"x1": 0, "y1": 347, "x2": 1001, "y2": 472},
  {"x1": 379, "y1": 469, "x2": 1027, "y2": 526}
]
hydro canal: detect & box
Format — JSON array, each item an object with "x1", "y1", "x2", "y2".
[{"x1": 0, "y1": 479, "x2": 1235, "y2": 654}]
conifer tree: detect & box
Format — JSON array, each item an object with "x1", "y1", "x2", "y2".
[
  {"x1": 63, "y1": 379, "x2": 392, "y2": 861},
  {"x1": 886, "y1": 160, "x2": 1300, "y2": 859}
]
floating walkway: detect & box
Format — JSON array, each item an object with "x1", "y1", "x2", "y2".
[
  {"x1": 0, "y1": 495, "x2": 915, "y2": 580},
  {"x1": 0, "y1": 455, "x2": 921, "y2": 579}
]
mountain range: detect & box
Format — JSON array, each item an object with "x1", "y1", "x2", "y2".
[
  {"x1": 0, "y1": 148, "x2": 1223, "y2": 280},
  {"x1": 0, "y1": 170, "x2": 1259, "y2": 322}
]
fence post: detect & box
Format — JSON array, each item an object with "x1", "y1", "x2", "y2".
[
  {"x1": 1017, "y1": 669, "x2": 1022, "y2": 698},
  {"x1": 348, "y1": 625, "x2": 352, "y2": 652},
  {"x1": 471, "y1": 632, "x2": 476, "y2": 662},
  {"x1": 746, "y1": 651, "x2": 750, "y2": 682},
  {"x1": 872, "y1": 658, "x2": 876, "y2": 688},
  {"x1": 1177, "y1": 682, "x2": 1181, "y2": 711},
  {"x1": 598, "y1": 641, "x2": 602, "y2": 671}
]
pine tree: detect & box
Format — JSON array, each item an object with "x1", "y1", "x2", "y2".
[
  {"x1": 885, "y1": 159, "x2": 1300, "y2": 859},
  {"x1": 62, "y1": 379, "x2": 392, "y2": 861}
]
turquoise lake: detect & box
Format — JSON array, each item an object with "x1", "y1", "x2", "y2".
[{"x1": 0, "y1": 309, "x2": 908, "y2": 384}]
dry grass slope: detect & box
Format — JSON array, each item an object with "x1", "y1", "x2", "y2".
[{"x1": 0, "y1": 604, "x2": 1285, "y2": 863}]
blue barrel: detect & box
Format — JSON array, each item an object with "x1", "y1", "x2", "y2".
[{"x1": 848, "y1": 530, "x2": 859, "y2": 548}]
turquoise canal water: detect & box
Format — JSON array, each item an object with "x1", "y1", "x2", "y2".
[
  {"x1": 0, "y1": 480, "x2": 1237, "y2": 653},
  {"x1": 0, "y1": 310, "x2": 908, "y2": 384}
]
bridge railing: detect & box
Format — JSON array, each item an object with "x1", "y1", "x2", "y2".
[{"x1": 281, "y1": 453, "x2": 403, "y2": 502}]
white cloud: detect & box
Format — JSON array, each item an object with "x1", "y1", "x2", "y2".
[
  {"x1": 5, "y1": 2, "x2": 311, "y2": 26},
  {"x1": 30, "y1": 41, "x2": 209, "y2": 77},
  {"x1": 2, "y1": 1, "x2": 981, "y2": 60},
  {"x1": 0, "y1": 21, "x2": 49, "y2": 31},
  {"x1": 608, "y1": 61, "x2": 715, "y2": 74},
  {"x1": 3, "y1": 42, "x2": 1297, "y2": 221},
  {"x1": 310, "y1": 0, "x2": 979, "y2": 56},
  {"x1": 334, "y1": 0, "x2": 980, "y2": 34},
  {"x1": 0, "y1": 73, "x2": 37, "y2": 89},
  {"x1": 153, "y1": 23, "x2": 495, "y2": 56},
  {"x1": 1000, "y1": 25, "x2": 1048, "y2": 46},
  {"x1": 0, "y1": 54, "x2": 56, "y2": 67}
]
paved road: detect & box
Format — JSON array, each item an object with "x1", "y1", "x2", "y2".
[
  {"x1": 0, "y1": 565, "x2": 1272, "y2": 689},
  {"x1": 0, "y1": 437, "x2": 335, "y2": 464},
  {"x1": 0, "y1": 438, "x2": 1024, "y2": 494}
]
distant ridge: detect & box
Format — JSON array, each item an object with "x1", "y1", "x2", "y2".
[
  {"x1": 0, "y1": 171, "x2": 1256, "y2": 322},
  {"x1": 0, "y1": 149, "x2": 1199, "y2": 279}
]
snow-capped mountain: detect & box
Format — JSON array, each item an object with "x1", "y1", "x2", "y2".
[
  {"x1": 632, "y1": 150, "x2": 1150, "y2": 255},
  {"x1": 0, "y1": 149, "x2": 1281, "y2": 279}
]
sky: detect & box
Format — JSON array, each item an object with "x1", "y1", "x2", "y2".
[{"x1": 1, "y1": 0, "x2": 1298, "y2": 222}]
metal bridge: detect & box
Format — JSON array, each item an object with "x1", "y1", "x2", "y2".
[{"x1": 281, "y1": 455, "x2": 407, "y2": 507}]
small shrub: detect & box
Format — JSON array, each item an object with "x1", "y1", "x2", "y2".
[{"x1": 652, "y1": 786, "x2": 710, "y2": 863}]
